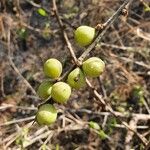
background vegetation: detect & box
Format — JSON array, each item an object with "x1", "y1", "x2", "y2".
[{"x1": 0, "y1": 0, "x2": 150, "y2": 149}]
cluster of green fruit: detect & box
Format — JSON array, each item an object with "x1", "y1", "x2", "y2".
[{"x1": 36, "y1": 26, "x2": 105, "y2": 126}]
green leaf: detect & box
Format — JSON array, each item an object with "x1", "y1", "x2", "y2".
[
  {"x1": 139, "y1": 96, "x2": 145, "y2": 106},
  {"x1": 42, "y1": 22, "x2": 52, "y2": 39},
  {"x1": 98, "y1": 130, "x2": 108, "y2": 140},
  {"x1": 132, "y1": 85, "x2": 145, "y2": 106},
  {"x1": 145, "y1": 7, "x2": 150, "y2": 12},
  {"x1": 17, "y1": 28, "x2": 28, "y2": 39},
  {"x1": 56, "y1": 144, "x2": 60, "y2": 150},
  {"x1": 107, "y1": 118, "x2": 117, "y2": 134},
  {"x1": 116, "y1": 106, "x2": 125, "y2": 113},
  {"x1": 143, "y1": 2, "x2": 150, "y2": 12},
  {"x1": 41, "y1": 144, "x2": 47, "y2": 150},
  {"x1": 89, "y1": 121, "x2": 100, "y2": 130},
  {"x1": 15, "y1": 127, "x2": 29, "y2": 148},
  {"x1": 132, "y1": 85, "x2": 144, "y2": 97},
  {"x1": 15, "y1": 135, "x2": 22, "y2": 145},
  {"x1": 108, "y1": 118, "x2": 117, "y2": 127},
  {"x1": 63, "y1": 13, "x2": 76, "y2": 19},
  {"x1": 37, "y1": 8, "x2": 48, "y2": 16}
]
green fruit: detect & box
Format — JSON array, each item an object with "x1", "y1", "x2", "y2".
[
  {"x1": 67, "y1": 67, "x2": 86, "y2": 89},
  {"x1": 36, "y1": 104, "x2": 57, "y2": 125},
  {"x1": 43, "y1": 58, "x2": 62, "y2": 79},
  {"x1": 74, "y1": 25, "x2": 95, "y2": 47},
  {"x1": 37, "y1": 8, "x2": 48, "y2": 17},
  {"x1": 82, "y1": 57, "x2": 105, "y2": 77},
  {"x1": 37, "y1": 81, "x2": 52, "y2": 100},
  {"x1": 51, "y1": 82, "x2": 71, "y2": 103}
]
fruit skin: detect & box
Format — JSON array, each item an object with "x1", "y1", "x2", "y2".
[
  {"x1": 67, "y1": 67, "x2": 86, "y2": 89},
  {"x1": 36, "y1": 104, "x2": 57, "y2": 125},
  {"x1": 74, "y1": 25, "x2": 95, "y2": 47},
  {"x1": 51, "y1": 82, "x2": 71, "y2": 103},
  {"x1": 82, "y1": 57, "x2": 105, "y2": 77},
  {"x1": 43, "y1": 58, "x2": 62, "y2": 79},
  {"x1": 37, "y1": 81, "x2": 52, "y2": 100}
]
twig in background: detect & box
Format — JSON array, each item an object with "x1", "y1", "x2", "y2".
[
  {"x1": 118, "y1": 56, "x2": 150, "y2": 69},
  {"x1": 0, "y1": 71, "x2": 5, "y2": 97},
  {"x1": 125, "y1": 117, "x2": 138, "y2": 150},
  {"x1": 25, "y1": 0, "x2": 41, "y2": 8},
  {"x1": 0, "y1": 116, "x2": 35, "y2": 127},
  {"x1": 52, "y1": 0, "x2": 78, "y2": 65},
  {"x1": 66, "y1": 108, "x2": 150, "y2": 120},
  {"x1": 6, "y1": 22, "x2": 37, "y2": 95},
  {"x1": 143, "y1": 98, "x2": 150, "y2": 114},
  {"x1": 97, "y1": 76, "x2": 107, "y2": 98},
  {"x1": 102, "y1": 115, "x2": 108, "y2": 128},
  {"x1": 0, "y1": 104, "x2": 37, "y2": 111},
  {"x1": 145, "y1": 141, "x2": 150, "y2": 150}
]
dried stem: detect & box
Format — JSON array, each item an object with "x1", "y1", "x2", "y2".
[
  {"x1": 0, "y1": 116, "x2": 35, "y2": 127},
  {"x1": 67, "y1": 108, "x2": 150, "y2": 120},
  {"x1": 125, "y1": 117, "x2": 138, "y2": 150},
  {"x1": 6, "y1": 20, "x2": 37, "y2": 95},
  {"x1": 52, "y1": 0, "x2": 78, "y2": 65}
]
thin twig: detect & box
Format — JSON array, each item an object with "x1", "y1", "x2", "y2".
[
  {"x1": 25, "y1": 0, "x2": 41, "y2": 8},
  {"x1": 100, "y1": 42, "x2": 145, "y2": 52},
  {"x1": 114, "y1": 124, "x2": 149, "y2": 129},
  {"x1": 125, "y1": 117, "x2": 138, "y2": 150},
  {"x1": 119, "y1": 56, "x2": 150, "y2": 69},
  {"x1": 52, "y1": 0, "x2": 78, "y2": 64},
  {"x1": 0, "y1": 116, "x2": 35, "y2": 127},
  {"x1": 0, "y1": 104, "x2": 37, "y2": 111},
  {"x1": 0, "y1": 71, "x2": 5, "y2": 97},
  {"x1": 7, "y1": 28, "x2": 37, "y2": 95},
  {"x1": 143, "y1": 98, "x2": 150, "y2": 114},
  {"x1": 66, "y1": 108, "x2": 150, "y2": 120}
]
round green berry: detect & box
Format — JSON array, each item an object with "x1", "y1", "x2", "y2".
[
  {"x1": 37, "y1": 81, "x2": 52, "y2": 100},
  {"x1": 43, "y1": 58, "x2": 62, "y2": 79},
  {"x1": 82, "y1": 57, "x2": 105, "y2": 77},
  {"x1": 36, "y1": 104, "x2": 57, "y2": 125},
  {"x1": 51, "y1": 82, "x2": 71, "y2": 103},
  {"x1": 67, "y1": 67, "x2": 86, "y2": 89},
  {"x1": 74, "y1": 25, "x2": 95, "y2": 47}
]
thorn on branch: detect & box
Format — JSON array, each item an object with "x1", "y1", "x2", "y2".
[
  {"x1": 95, "y1": 24, "x2": 105, "y2": 31},
  {"x1": 121, "y1": 8, "x2": 128, "y2": 17}
]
